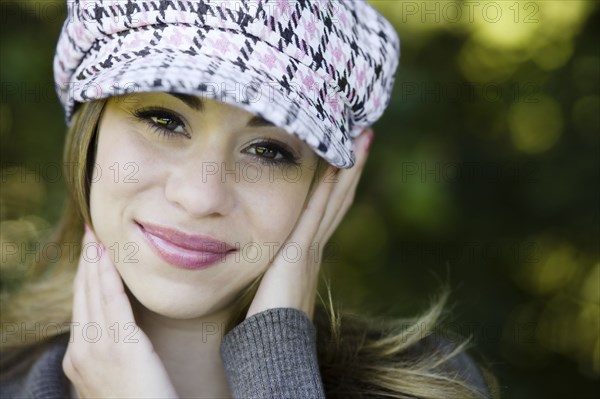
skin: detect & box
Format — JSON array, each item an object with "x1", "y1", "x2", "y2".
[{"x1": 62, "y1": 92, "x2": 373, "y2": 398}]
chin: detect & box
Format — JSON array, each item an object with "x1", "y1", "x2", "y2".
[{"x1": 125, "y1": 280, "x2": 235, "y2": 320}]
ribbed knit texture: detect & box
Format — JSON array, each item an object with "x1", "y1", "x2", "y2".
[
  {"x1": 0, "y1": 334, "x2": 70, "y2": 399},
  {"x1": 0, "y1": 308, "x2": 490, "y2": 398},
  {"x1": 0, "y1": 308, "x2": 325, "y2": 398},
  {"x1": 220, "y1": 307, "x2": 326, "y2": 399}
]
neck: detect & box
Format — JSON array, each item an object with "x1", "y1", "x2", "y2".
[{"x1": 130, "y1": 295, "x2": 234, "y2": 398}]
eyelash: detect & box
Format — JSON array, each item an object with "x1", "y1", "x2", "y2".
[
  {"x1": 131, "y1": 107, "x2": 300, "y2": 167},
  {"x1": 133, "y1": 107, "x2": 189, "y2": 138},
  {"x1": 248, "y1": 139, "x2": 301, "y2": 167}
]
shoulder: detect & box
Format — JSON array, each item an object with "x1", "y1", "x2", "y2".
[
  {"x1": 0, "y1": 333, "x2": 70, "y2": 399},
  {"x1": 221, "y1": 308, "x2": 326, "y2": 398}
]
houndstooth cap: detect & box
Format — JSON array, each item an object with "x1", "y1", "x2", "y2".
[{"x1": 54, "y1": 0, "x2": 400, "y2": 168}]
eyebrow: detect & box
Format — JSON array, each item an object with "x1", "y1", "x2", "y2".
[
  {"x1": 168, "y1": 93, "x2": 203, "y2": 110},
  {"x1": 167, "y1": 93, "x2": 276, "y2": 128},
  {"x1": 246, "y1": 115, "x2": 276, "y2": 128}
]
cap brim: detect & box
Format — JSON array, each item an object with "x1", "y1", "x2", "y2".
[{"x1": 68, "y1": 27, "x2": 356, "y2": 168}]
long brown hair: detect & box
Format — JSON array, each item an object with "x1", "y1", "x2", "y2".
[{"x1": 1, "y1": 99, "x2": 498, "y2": 398}]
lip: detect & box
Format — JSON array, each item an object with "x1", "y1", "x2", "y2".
[{"x1": 135, "y1": 220, "x2": 237, "y2": 270}]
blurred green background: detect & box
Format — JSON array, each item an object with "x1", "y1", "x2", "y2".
[{"x1": 1, "y1": 1, "x2": 598, "y2": 398}]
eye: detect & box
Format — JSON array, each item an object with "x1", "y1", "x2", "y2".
[
  {"x1": 244, "y1": 140, "x2": 300, "y2": 167},
  {"x1": 149, "y1": 115, "x2": 184, "y2": 132},
  {"x1": 254, "y1": 145, "x2": 280, "y2": 160},
  {"x1": 133, "y1": 107, "x2": 189, "y2": 138}
]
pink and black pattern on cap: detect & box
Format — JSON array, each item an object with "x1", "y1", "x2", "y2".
[{"x1": 54, "y1": 0, "x2": 400, "y2": 168}]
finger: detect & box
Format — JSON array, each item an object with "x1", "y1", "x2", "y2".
[
  {"x1": 322, "y1": 175, "x2": 362, "y2": 243},
  {"x1": 318, "y1": 128, "x2": 372, "y2": 241},
  {"x1": 64, "y1": 228, "x2": 94, "y2": 381},
  {"x1": 71, "y1": 228, "x2": 95, "y2": 333},
  {"x1": 285, "y1": 164, "x2": 339, "y2": 250},
  {"x1": 70, "y1": 255, "x2": 85, "y2": 329},
  {"x1": 83, "y1": 229, "x2": 105, "y2": 328},
  {"x1": 98, "y1": 241, "x2": 136, "y2": 324},
  {"x1": 321, "y1": 135, "x2": 371, "y2": 241}
]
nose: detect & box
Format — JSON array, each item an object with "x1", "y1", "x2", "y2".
[{"x1": 165, "y1": 157, "x2": 236, "y2": 217}]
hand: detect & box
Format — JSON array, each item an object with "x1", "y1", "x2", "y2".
[
  {"x1": 246, "y1": 128, "x2": 374, "y2": 321},
  {"x1": 63, "y1": 226, "x2": 179, "y2": 398}
]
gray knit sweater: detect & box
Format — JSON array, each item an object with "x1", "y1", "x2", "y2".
[{"x1": 0, "y1": 308, "x2": 489, "y2": 398}]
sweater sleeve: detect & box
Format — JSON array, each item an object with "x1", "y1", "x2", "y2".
[
  {"x1": 0, "y1": 334, "x2": 71, "y2": 399},
  {"x1": 219, "y1": 307, "x2": 326, "y2": 399}
]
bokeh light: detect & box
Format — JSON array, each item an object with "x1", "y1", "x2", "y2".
[{"x1": 1, "y1": 1, "x2": 599, "y2": 398}]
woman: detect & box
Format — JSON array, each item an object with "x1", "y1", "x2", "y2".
[{"x1": 1, "y1": 1, "x2": 496, "y2": 398}]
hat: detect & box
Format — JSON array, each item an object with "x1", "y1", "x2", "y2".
[{"x1": 54, "y1": 0, "x2": 400, "y2": 168}]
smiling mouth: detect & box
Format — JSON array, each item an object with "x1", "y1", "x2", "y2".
[{"x1": 135, "y1": 221, "x2": 237, "y2": 270}]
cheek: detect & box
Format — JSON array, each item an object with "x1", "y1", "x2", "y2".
[
  {"x1": 239, "y1": 169, "x2": 312, "y2": 244},
  {"x1": 89, "y1": 121, "x2": 157, "y2": 244}
]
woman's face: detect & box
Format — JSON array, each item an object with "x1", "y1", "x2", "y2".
[{"x1": 89, "y1": 92, "x2": 320, "y2": 319}]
